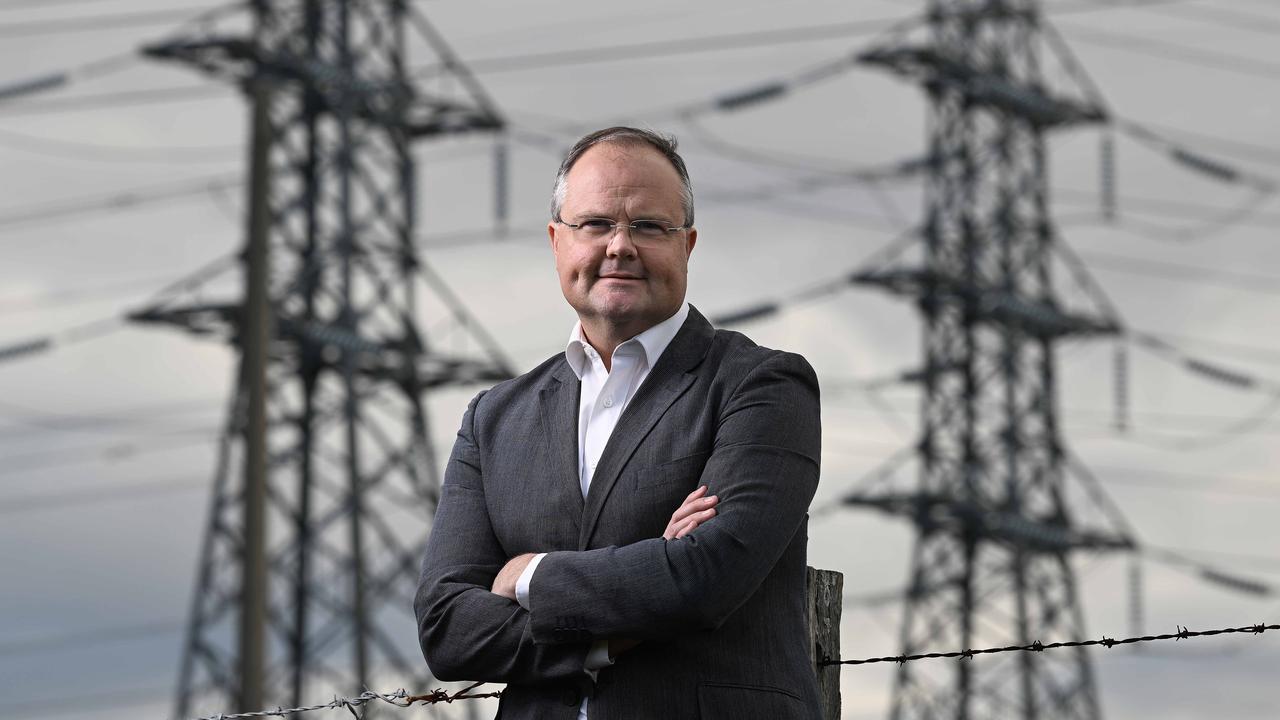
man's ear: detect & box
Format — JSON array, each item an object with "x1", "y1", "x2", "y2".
[
  {"x1": 548, "y1": 221, "x2": 559, "y2": 256},
  {"x1": 685, "y1": 228, "x2": 697, "y2": 258}
]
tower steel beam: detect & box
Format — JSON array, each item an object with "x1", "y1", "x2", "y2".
[
  {"x1": 134, "y1": 2, "x2": 511, "y2": 717},
  {"x1": 854, "y1": 1, "x2": 1128, "y2": 718}
]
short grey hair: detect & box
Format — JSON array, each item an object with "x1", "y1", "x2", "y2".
[{"x1": 550, "y1": 126, "x2": 695, "y2": 226}]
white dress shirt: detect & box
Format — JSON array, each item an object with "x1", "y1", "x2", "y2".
[{"x1": 514, "y1": 302, "x2": 690, "y2": 720}]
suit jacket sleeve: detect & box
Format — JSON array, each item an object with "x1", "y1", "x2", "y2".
[
  {"x1": 414, "y1": 391, "x2": 591, "y2": 683},
  {"x1": 527, "y1": 351, "x2": 821, "y2": 643}
]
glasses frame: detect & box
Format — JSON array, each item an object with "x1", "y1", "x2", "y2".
[{"x1": 555, "y1": 217, "x2": 690, "y2": 244}]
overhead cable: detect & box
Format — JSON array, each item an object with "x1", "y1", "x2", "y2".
[
  {"x1": 1134, "y1": 3, "x2": 1280, "y2": 35},
  {"x1": 1059, "y1": 21, "x2": 1280, "y2": 82},
  {"x1": 0, "y1": 126, "x2": 241, "y2": 163},
  {"x1": 1114, "y1": 119, "x2": 1279, "y2": 192},
  {"x1": 0, "y1": 173, "x2": 240, "y2": 230},
  {"x1": 0, "y1": 4, "x2": 238, "y2": 40},
  {"x1": 0, "y1": 476, "x2": 207, "y2": 515},
  {"x1": 0, "y1": 83, "x2": 227, "y2": 116}
]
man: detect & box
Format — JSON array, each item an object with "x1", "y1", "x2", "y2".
[{"x1": 415, "y1": 127, "x2": 823, "y2": 719}]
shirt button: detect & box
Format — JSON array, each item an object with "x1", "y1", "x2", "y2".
[{"x1": 602, "y1": 396, "x2": 613, "y2": 408}]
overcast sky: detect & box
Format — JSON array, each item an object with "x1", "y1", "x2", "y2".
[{"x1": 2, "y1": 1, "x2": 1279, "y2": 718}]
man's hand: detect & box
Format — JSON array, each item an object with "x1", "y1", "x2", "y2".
[
  {"x1": 491, "y1": 552, "x2": 536, "y2": 600},
  {"x1": 597, "y1": 487, "x2": 719, "y2": 659},
  {"x1": 663, "y1": 484, "x2": 719, "y2": 540}
]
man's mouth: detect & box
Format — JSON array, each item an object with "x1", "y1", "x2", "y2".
[{"x1": 599, "y1": 273, "x2": 645, "y2": 280}]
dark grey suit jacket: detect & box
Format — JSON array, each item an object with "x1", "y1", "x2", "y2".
[{"x1": 415, "y1": 306, "x2": 822, "y2": 719}]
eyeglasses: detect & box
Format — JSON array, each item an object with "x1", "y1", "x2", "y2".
[{"x1": 556, "y1": 217, "x2": 689, "y2": 246}]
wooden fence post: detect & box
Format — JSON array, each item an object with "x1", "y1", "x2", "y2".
[{"x1": 807, "y1": 566, "x2": 842, "y2": 720}]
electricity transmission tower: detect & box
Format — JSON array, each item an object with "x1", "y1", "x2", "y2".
[
  {"x1": 845, "y1": 1, "x2": 1137, "y2": 717},
  {"x1": 131, "y1": 2, "x2": 511, "y2": 716}
]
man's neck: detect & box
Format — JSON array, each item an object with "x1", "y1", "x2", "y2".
[
  {"x1": 578, "y1": 322, "x2": 642, "y2": 372},
  {"x1": 573, "y1": 304, "x2": 688, "y2": 373}
]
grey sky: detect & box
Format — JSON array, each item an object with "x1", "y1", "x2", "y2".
[{"x1": 1, "y1": 0, "x2": 1278, "y2": 718}]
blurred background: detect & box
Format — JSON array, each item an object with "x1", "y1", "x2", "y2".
[{"x1": 1, "y1": 1, "x2": 1278, "y2": 718}]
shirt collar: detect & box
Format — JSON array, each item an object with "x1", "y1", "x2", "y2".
[{"x1": 564, "y1": 302, "x2": 689, "y2": 380}]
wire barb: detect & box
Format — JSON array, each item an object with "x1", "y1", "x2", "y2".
[
  {"x1": 820, "y1": 622, "x2": 1279, "y2": 666},
  {"x1": 189, "y1": 685, "x2": 501, "y2": 720}
]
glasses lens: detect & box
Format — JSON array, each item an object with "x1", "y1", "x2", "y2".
[
  {"x1": 577, "y1": 219, "x2": 615, "y2": 240},
  {"x1": 630, "y1": 221, "x2": 670, "y2": 241}
]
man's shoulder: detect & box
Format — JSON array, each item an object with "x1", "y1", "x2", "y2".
[
  {"x1": 469, "y1": 352, "x2": 568, "y2": 418},
  {"x1": 703, "y1": 325, "x2": 816, "y2": 387}
]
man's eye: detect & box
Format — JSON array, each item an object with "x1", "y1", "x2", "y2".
[
  {"x1": 632, "y1": 221, "x2": 668, "y2": 236},
  {"x1": 580, "y1": 219, "x2": 614, "y2": 231}
]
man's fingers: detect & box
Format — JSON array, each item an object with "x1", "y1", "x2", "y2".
[
  {"x1": 683, "y1": 485, "x2": 709, "y2": 503},
  {"x1": 662, "y1": 486, "x2": 719, "y2": 539},
  {"x1": 675, "y1": 516, "x2": 701, "y2": 539},
  {"x1": 668, "y1": 492, "x2": 718, "y2": 527},
  {"x1": 664, "y1": 506, "x2": 717, "y2": 540},
  {"x1": 674, "y1": 508, "x2": 716, "y2": 539}
]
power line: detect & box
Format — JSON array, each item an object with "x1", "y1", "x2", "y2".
[
  {"x1": 0, "y1": 5, "x2": 1255, "y2": 124},
  {"x1": 4, "y1": 433, "x2": 216, "y2": 475},
  {"x1": 1092, "y1": 463, "x2": 1280, "y2": 502},
  {"x1": 1077, "y1": 248, "x2": 1280, "y2": 297},
  {"x1": 831, "y1": 394, "x2": 1280, "y2": 441},
  {"x1": 1057, "y1": 188, "x2": 1280, "y2": 230},
  {"x1": 0, "y1": 126, "x2": 240, "y2": 163},
  {"x1": 7, "y1": 685, "x2": 173, "y2": 720},
  {"x1": 0, "y1": 618, "x2": 183, "y2": 657},
  {"x1": 1137, "y1": 331, "x2": 1280, "y2": 368},
  {"x1": 1059, "y1": 21, "x2": 1280, "y2": 81},
  {"x1": 0, "y1": 5, "x2": 232, "y2": 39},
  {"x1": 1112, "y1": 119, "x2": 1279, "y2": 191},
  {"x1": 1153, "y1": 545, "x2": 1280, "y2": 574},
  {"x1": 1135, "y1": 2, "x2": 1280, "y2": 35},
  {"x1": 418, "y1": 17, "x2": 907, "y2": 77},
  {"x1": 0, "y1": 396, "x2": 221, "y2": 439},
  {"x1": 420, "y1": 0, "x2": 1206, "y2": 78},
  {"x1": 0, "y1": 315, "x2": 122, "y2": 364},
  {"x1": 0, "y1": 0, "x2": 197, "y2": 8},
  {"x1": 0, "y1": 476, "x2": 206, "y2": 515},
  {"x1": 0, "y1": 394, "x2": 221, "y2": 424},
  {"x1": 1118, "y1": 117, "x2": 1280, "y2": 168},
  {"x1": 0, "y1": 272, "x2": 190, "y2": 314},
  {"x1": 0, "y1": 51, "x2": 138, "y2": 101},
  {"x1": 1130, "y1": 331, "x2": 1280, "y2": 394},
  {"x1": 0, "y1": 83, "x2": 228, "y2": 117},
  {"x1": 0, "y1": 172, "x2": 240, "y2": 230},
  {"x1": 0, "y1": 250, "x2": 242, "y2": 366}
]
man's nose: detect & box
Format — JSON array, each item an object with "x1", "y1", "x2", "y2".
[{"x1": 604, "y1": 224, "x2": 639, "y2": 258}]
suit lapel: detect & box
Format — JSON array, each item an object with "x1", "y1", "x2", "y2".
[
  {"x1": 539, "y1": 362, "x2": 584, "y2": 529},
  {"x1": 578, "y1": 307, "x2": 716, "y2": 550}
]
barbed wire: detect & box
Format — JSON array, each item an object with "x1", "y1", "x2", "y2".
[
  {"x1": 187, "y1": 622, "x2": 1276, "y2": 719},
  {"x1": 820, "y1": 622, "x2": 1277, "y2": 666},
  {"x1": 191, "y1": 682, "x2": 501, "y2": 720}
]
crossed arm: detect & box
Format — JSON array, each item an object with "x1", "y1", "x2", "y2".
[
  {"x1": 415, "y1": 352, "x2": 819, "y2": 682},
  {"x1": 489, "y1": 484, "x2": 721, "y2": 600}
]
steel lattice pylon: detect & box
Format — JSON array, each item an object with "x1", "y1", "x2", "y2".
[
  {"x1": 847, "y1": 1, "x2": 1135, "y2": 718},
  {"x1": 132, "y1": 2, "x2": 511, "y2": 717}
]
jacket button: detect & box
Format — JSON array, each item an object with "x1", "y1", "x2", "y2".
[{"x1": 561, "y1": 687, "x2": 581, "y2": 706}]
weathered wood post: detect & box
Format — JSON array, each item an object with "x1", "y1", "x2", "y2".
[{"x1": 806, "y1": 566, "x2": 842, "y2": 719}]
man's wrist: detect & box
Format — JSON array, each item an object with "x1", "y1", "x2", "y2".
[
  {"x1": 584, "y1": 638, "x2": 614, "y2": 675},
  {"x1": 515, "y1": 552, "x2": 547, "y2": 610}
]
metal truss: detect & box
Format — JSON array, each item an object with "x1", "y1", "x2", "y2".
[
  {"x1": 132, "y1": 2, "x2": 511, "y2": 717},
  {"x1": 849, "y1": 1, "x2": 1131, "y2": 718}
]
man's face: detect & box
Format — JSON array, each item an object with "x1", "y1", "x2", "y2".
[{"x1": 549, "y1": 142, "x2": 697, "y2": 339}]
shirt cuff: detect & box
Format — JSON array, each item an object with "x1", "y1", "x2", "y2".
[
  {"x1": 584, "y1": 639, "x2": 615, "y2": 679},
  {"x1": 515, "y1": 552, "x2": 546, "y2": 611}
]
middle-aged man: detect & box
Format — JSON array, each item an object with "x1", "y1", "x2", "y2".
[{"x1": 415, "y1": 126, "x2": 823, "y2": 719}]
